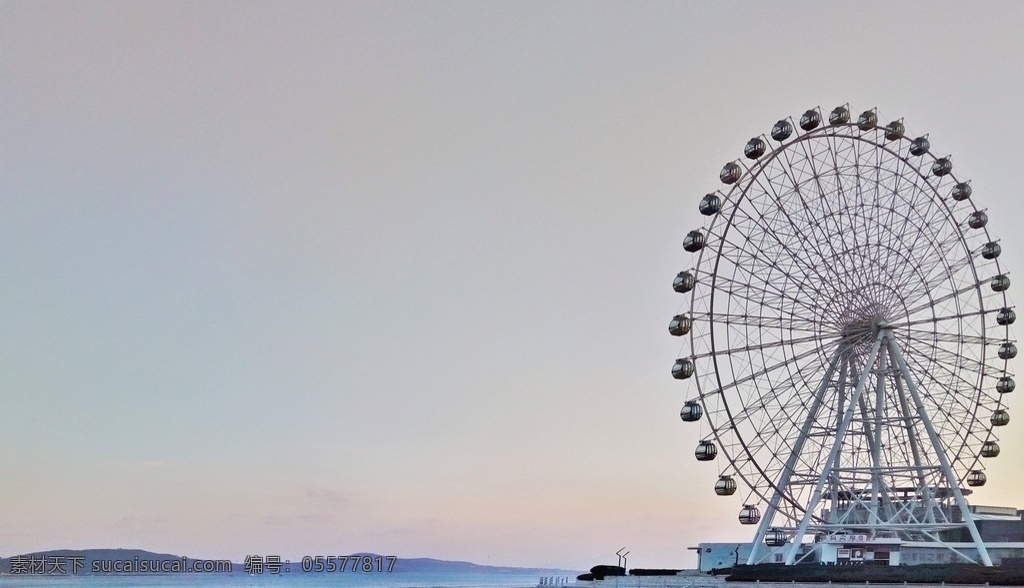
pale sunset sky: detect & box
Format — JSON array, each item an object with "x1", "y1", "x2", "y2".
[{"x1": 2, "y1": 1, "x2": 1023, "y2": 571}]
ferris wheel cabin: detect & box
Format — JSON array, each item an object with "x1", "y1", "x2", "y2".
[
  {"x1": 679, "y1": 400, "x2": 702, "y2": 422},
  {"x1": 714, "y1": 475, "x2": 736, "y2": 496}
]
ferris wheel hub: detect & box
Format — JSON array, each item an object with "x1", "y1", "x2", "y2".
[{"x1": 840, "y1": 315, "x2": 889, "y2": 340}]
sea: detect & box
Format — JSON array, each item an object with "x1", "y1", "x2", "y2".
[{"x1": 0, "y1": 571, "x2": 560, "y2": 587}]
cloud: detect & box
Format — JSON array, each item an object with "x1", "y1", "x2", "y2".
[{"x1": 304, "y1": 486, "x2": 350, "y2": 504}]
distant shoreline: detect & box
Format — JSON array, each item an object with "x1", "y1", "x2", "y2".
[{"x1": 0, "y1": 548, "x2": 580, "y2": 576}]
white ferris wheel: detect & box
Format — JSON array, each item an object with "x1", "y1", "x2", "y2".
[{"x1": 670, "y1": 105, "x2": 1015, "y2": 566}]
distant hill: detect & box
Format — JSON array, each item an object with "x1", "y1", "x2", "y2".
[
  {"x1": 387, "y1": 556, "x2": 569, "y2": 573},
  {"x1": 0, "y1": 548, "x2": 579, "y2": 576}
]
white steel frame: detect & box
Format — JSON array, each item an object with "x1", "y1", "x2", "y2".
[
  {"x1": 746, "y1": 326, "x2": 992, "y2": 566},
  {"x1": 673, "y1": 108, "x2": 1014, "y2": 569}
]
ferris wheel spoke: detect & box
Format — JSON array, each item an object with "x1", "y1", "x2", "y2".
[
  {"x1": 754, "y1": 149, "x2": 852, "y2": 291},
  {"x1": 899, "y1": 350, "x2": 988, "y2": 441},
  {"x1": 884, "y1": 156, "x2": 948, "y2": 274},
  {"x1": 897, "y1": 196, "x2": 964, "y2": 271},
  {"x1": 889, "y1": 309, "x2": 991, "y2": 331},
  {"x1": 714, "y1": 356, "x2": 833, "y2": 438},
  {"x1": 707, "y1": 266, "x2": 825, "y2": 321},
  {"x1": 884, "y1": 204, "x2": 965, "y2": 281},
  {"x1": 719, "y1": 386, "x2": 808, "y2": 439},
  {"x1": 899, "y1": 280, "x2": 985, "y2": 321},
  {"x1": 878, "y1": 182, "x2": 933, "y2": 295},
  {"x1": 703, "y1": 312, "x2": 819, "y2": 333},
  {"x1": 691, "y1": 333, "x2": 823, "y2": 360},
  {"x1": 922, "y1": 348, "x2": 996, "y2": 381},
  {"x1": 901, "y1": 327, "x2": 991, "y2": 347},
  {"x1": 739, "y1": 152, "x2": 853, "y2": 283},
  {"x1": 850, "y1": 204, "x2": 965, "y2": 309},
  {"x1": 868, "y1": 144, "x2": 901, "y2": 278},
  {"x1": 770, "y1": 147, "x2": 847, "y2": 276},
  {"x1": 907, "y1": 233, "x2": 980, "y2": 292},
  {"x1": 705, "y1": 343, "x2": 832, "y2": 400},
  {"x1": 717, "y1": 207, "x2": 839, "y2": 300},
  {"x1": 748, "y1": 395, "x2": 833, "y2": 470}
]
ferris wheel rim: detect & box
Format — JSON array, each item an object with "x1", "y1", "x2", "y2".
[{"x1": 673, "y1": 106, "x2": 1014, "y2": 521}]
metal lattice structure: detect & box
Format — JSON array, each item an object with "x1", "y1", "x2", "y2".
[{"x1": 670, "y1": 105, "x2": 1015, "y2": 566}]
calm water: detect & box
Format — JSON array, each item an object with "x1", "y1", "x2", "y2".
[{"x1": 0, "y1": 571, "x2": 558, "y2": 587}]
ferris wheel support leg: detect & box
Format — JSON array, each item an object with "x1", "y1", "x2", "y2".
[
  {"x1": 888, "y1": 350, "x2": 931, "y2": 525},
  {"x1": 892, "y1": 364, "x2": 933, "y2": 493},
  {"x1": 784, "y1": 333, "x2": 885, "y2": 565},
  {"x1": 746, "y1": 345, "x2": 846, "y2": 565},
  {"x1": 830, "y1": 358, "x2": 850, "y2": 524},
  {"x1": 870, "y1": 349, "x2": 887, "y2": 526},
  {"x1": 856, "y1": 391, "x2": 877, "y2": 520},
  {"x1": 886, "y1": 333, "x2": 993, "y2": 567}
]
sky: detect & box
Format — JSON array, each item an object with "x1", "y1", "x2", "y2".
[{"x1": 2, "y1": 0, "x2": 1024, "y2": 571}]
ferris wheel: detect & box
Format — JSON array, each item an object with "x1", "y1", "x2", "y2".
[{"x1": 670, "y1": 105, "x2": 1015, "y2": 566}]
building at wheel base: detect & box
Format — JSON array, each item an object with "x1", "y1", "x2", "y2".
[{"x1": 694, "y1": 503, "x2": 1024, "y2": 573}]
